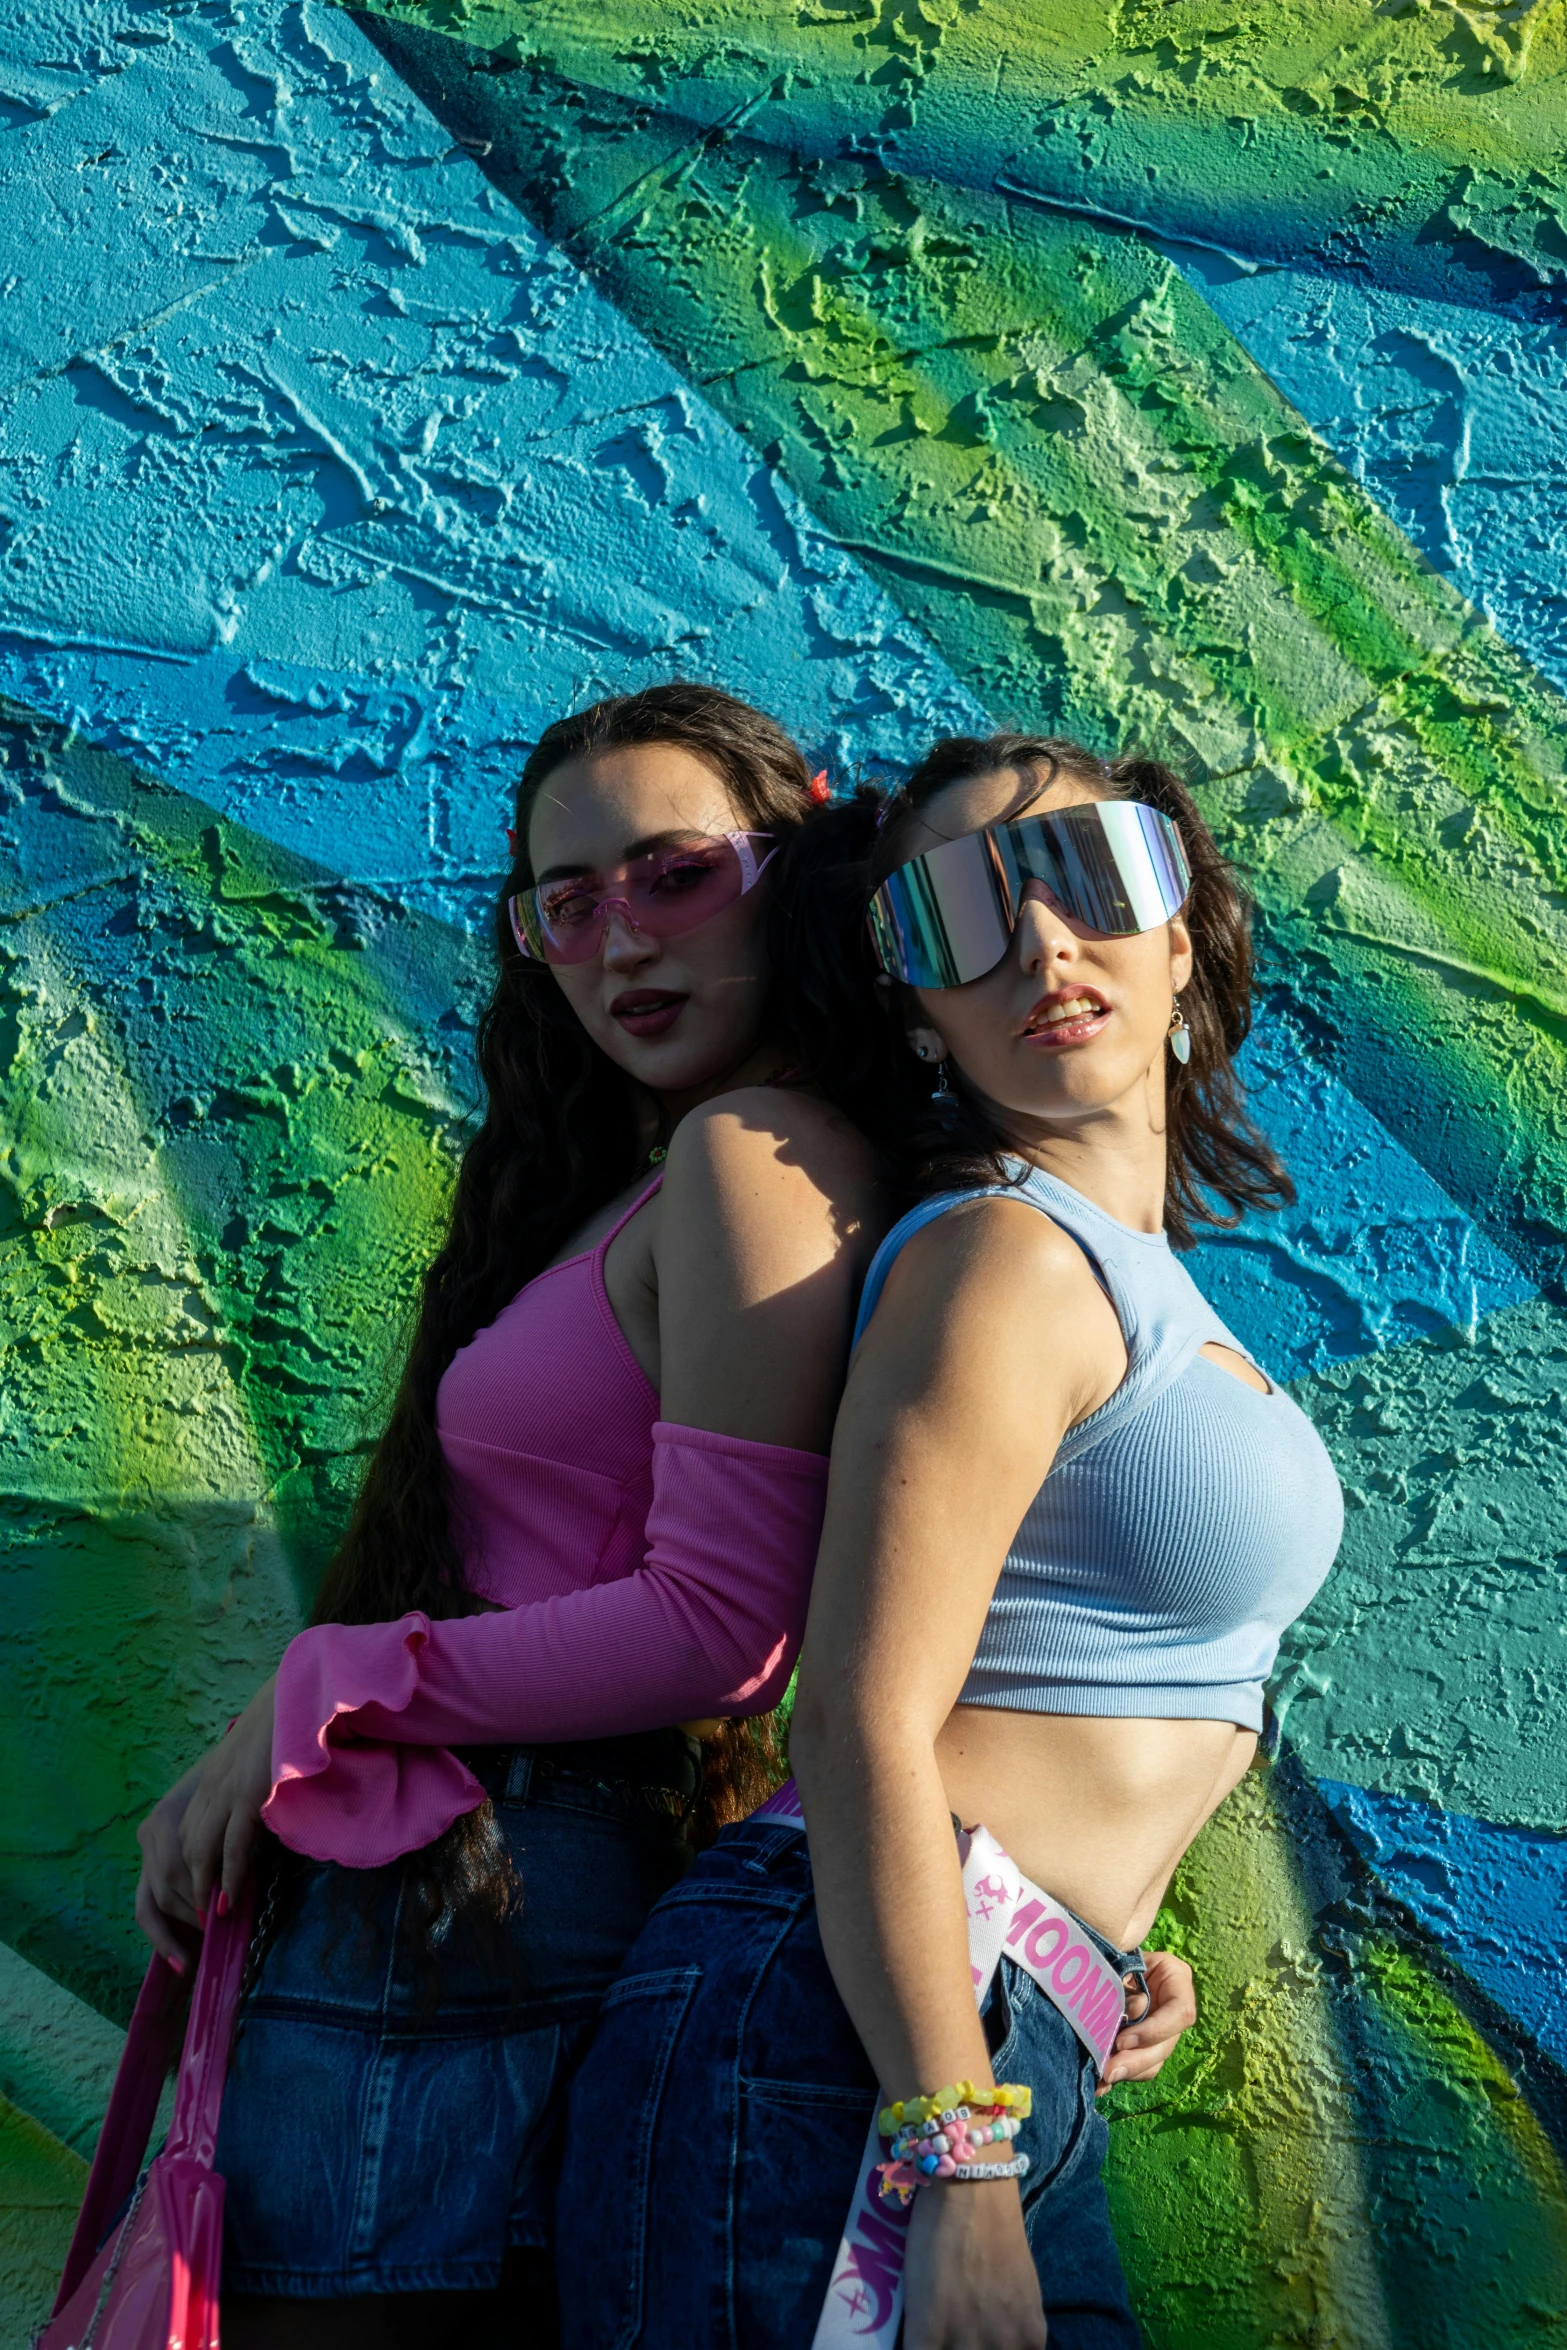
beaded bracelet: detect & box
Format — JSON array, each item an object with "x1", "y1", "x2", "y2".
[
  {"x1": 950, "y1": 2154, "x2": 1030, "y2": 2185},
  {"x1": 874, "y1": 2085, "x2": 1033, "y2": 2205},
  {"x1": 887, "y1": 2112, "x2": 1025, "y2": 2168},
  {"x1": 875, "y1": 2149, "x2": 1031, "y2": 2206},
  {"x1": 878, "y1": 2081, "x2": 1032, "y2": 2137}
]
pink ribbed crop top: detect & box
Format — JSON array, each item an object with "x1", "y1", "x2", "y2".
[{"x1": 263, "y1": 1179, "x2": 831, "y2": 1868}]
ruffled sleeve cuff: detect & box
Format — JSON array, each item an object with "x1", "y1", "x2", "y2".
[{"x1": 261, "y1": 1614, "x2": 486, "y2": 1869}]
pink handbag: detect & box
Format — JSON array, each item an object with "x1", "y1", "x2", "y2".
[{"x1": 40, "y1": 1884, "x2": 254, "y2": 2350}]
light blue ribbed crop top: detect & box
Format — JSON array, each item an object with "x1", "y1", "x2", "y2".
[{"x1": 851, "y1": 1163, "x2": 1342, "y2": 1732}]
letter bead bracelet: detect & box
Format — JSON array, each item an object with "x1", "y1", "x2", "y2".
[
  {"x1": 874, "y1": 2084, "x2": 1033, "y2": 2206},
  {"x1": 878, "y1": 2080, "x2": 1032, "y2": 2136}
]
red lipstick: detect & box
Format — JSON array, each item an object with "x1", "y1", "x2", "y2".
[{"x1": 610, "y1": 989, "x2": 688, "y2": 1038}]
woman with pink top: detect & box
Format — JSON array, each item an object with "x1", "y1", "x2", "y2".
[{"x1": 132, "y1": 683, "x2": 881, "y2": 2347}]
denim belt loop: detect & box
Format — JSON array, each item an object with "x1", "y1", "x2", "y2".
[{"x1": 503, "y1": 1750, "x2": 535, "y2": 1804}]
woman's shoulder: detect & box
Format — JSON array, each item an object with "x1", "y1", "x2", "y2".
[
  {"x1": 668, "y1": 1082, "x2": 876, "y2": 1188},
  {"x1": 660, "y1": 1085, "x2": 881, "y2": 1265},
  {"x1": 879, "y1": 1185, "x2": 1101, "y2": 1307},
  {"x1": 855, "y1": 1188, "x2": 1124, "y2": 1418}
]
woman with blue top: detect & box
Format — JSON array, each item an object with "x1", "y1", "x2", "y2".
[{"x1": 554, "y1": 733, "x2": 1342, "y2": 2350}]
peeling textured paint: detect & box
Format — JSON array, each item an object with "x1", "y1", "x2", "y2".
[
  {"x1": 1278, "y1": 1293, "x2": 1567, "y2": 1834},
  {"x1": 1169, "y1": 259, "x2": 1567, "y2": 700},
  {"x1": 352, "y1": 0, "x2": 1567, "y2": 307},
  {"x1": 356, "y1": 9, "x2": 1567, "y2": 1302},
  {"x1": 0, "y1": 0, "x2": 989, "y2": 934},
  {"x1": 0, "y1": 1940, "x2": 136, "y2": 2161},
  {"x1": 1318, "y1": 1784, "x2": 1567, "y2": 2074},
  {"x1": 1109, "y1": 1763, "x2": 1567, "y2": 2349},
  {"x1": 1193, "y1": 1012, "x2": 1534, "y2": 1377},
  {"x1": 0, "y1": 693, "x2": 479, "y2": 2024},
  {"x1": 0, "y1": 2097, "x2": 81, "y2": 2348},
  {"x1": 3, "y1": 1, "x2": 1567, "y2": 2341}
]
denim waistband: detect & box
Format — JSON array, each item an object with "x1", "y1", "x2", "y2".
[
  {"x1": 455, "y1": 1726, "x2": 704, "y2": 1807},
  {"x1": 722, "y1": 1811, "x2": 1148, "y2": 2005}
]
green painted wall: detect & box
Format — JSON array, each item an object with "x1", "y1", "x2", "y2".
[{"x1": 2, "y1": 2, "x2": 1564, "y2": 2339}]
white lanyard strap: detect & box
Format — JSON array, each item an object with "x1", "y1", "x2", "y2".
[{"x1": 752, "y1": 1780, "x2": 1131, "y2": 2350}]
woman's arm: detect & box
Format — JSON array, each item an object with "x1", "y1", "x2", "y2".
[
  {"x1": 789, "y1": 1197, "x2": 1118, "y2": 2350},
  {"x1": 138, "y1": 1094, "x2": 875, "y2": 1926}
]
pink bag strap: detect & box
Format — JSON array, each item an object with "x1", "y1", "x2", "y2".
[
  {"x1": 164, "y1": 1883, "x2": 255, "y2": 2168},
  {"x1": 52, "y1": 1959, "x2": 185, "y2": 2314},
  {"x1": 50, "y1": 1882, "x2": 257, "y2": 2316}
]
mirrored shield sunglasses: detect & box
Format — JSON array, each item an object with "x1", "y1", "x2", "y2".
[{"x1": 867, "y1": 801, "x2": 1191, "y2": 991}]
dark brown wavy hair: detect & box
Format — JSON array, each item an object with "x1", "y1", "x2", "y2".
[
  {"x1": 770, "y1": 732, "x2": 1291, "y2": 1245},
  {"x1": 304, "y1": 684, "x2": 815, "y2": 1938}
]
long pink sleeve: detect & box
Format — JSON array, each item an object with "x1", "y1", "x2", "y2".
[{"x1": 262, "y1": 1424, "x2": 828, "y2": 1866}]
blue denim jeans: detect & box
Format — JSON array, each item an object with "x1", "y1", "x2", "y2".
[
  {"x1": 216, "y1": 1747, "x2": 691, "y2": 2296},
  {"x1": 555, "y1": 1816, "x2": 1141, "y2": 2350}
]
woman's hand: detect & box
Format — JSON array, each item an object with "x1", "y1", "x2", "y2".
[
  {"x1": 903, "y1": 2179, "x2": 1047, "y2": 2350},
  {"x1": 133, "y1": 1759, "x2": 204, "y2": 1971},
  {"x1": 134, "y1": 1677, "x2": 277, "y2": 1965},
  {"x1": 1097, "y1": 1947, "x2": 1197, "y2": 2093}
]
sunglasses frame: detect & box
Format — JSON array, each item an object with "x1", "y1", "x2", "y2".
[
  {"x1": 867, "y1": 801, "x2": 1191, "y2": 991},
  {"x1": 508, "y1": 829, "x2": 776, "y2": 964}
]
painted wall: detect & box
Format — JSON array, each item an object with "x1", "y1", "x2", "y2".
[{"x1": 0, "y1": 2, "x2": 1564, "y2": 2340}]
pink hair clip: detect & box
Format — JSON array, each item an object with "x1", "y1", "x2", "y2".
[
  {"x1": 506, "y1": 827, "x2": 519, "y2": 855},
  {"x1": 807, "y1": 769, "x2": 830, "y2": 805}
]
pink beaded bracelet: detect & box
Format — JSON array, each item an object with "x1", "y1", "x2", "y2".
[
  {"x1": 875, "y1": 2148, "x2": 1031, "y2": 2205},
  {"x1": 876, "y1": 2096, "x2": 1032, "y2": 2205}
]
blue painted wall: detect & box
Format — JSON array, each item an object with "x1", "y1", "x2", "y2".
[{"x1": 3, "y1": 3, "x2": 1565, "y2": 2341}]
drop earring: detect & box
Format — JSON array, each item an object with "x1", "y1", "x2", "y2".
[
  {"x1": 1167, "y1": 997, "x2": 1191, "y2": 1066},
  {"x1": 913, "y1": 1040, "x2": 957, "y2": 1120}
]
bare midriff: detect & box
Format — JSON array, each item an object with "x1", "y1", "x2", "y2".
[{"x1": 933, "y1": 1707, "x2": 1258, "y2": 1950}]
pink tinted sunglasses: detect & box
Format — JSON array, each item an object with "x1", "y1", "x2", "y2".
[{"x1": 508, "y1": 831, "x2": 776, "y2": 966}]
